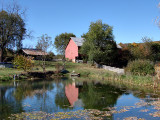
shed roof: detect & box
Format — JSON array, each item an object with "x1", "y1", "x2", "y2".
[
  {"x1": 22, "y1": 49, "x2": 48, "y2": 56},
  {"x1": 70, "y1": 37, "x2": 84, "y2": 47}
]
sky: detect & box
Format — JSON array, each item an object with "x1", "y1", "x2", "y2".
[{"x1": 0, "y1": 0, "x2": 160, "y2": 54}]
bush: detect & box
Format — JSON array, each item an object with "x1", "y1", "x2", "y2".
[
  {"x1": 13, "y1": 55, "x2": 34, "y2": 72},
  {"x1": 0, "y1": 76, "x2": 13, "y2": 81},
  {"x1": 55, "y1": 63, "x2": 63, "y2": 73},
  {"x1": 125, "y1": 59, "x2": 155, "y2": 76}
]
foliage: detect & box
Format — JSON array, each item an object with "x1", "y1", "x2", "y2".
[
  {"x1": 126, "y1": 37, "x2": 152, "y2": 60},
  {"x1": 155, "y1": 62, "x2": 160, "y2": 80},
  {"x1": 36, "y1": 34, "x2": 52, "y2": 72},
  {"x1": 55, "y1": 63, "x2": 63, "y2": 73},
  {"x1": 119, "y1": 37, "x2": 160, "y2": 62},
  {"x1": 150, "y1": 43, "x2": 160, "y2": 62},
  {"x1": 54, "y1": 54, "x2": 63, "y2": 59},
  {"x1": 13, "y1": 55, "x2": 34, "y2": 72},
  {"x1": 125, "y1": 59, "x2": 155, "y2": 76},
  {"x1": 46, "y1": 51, "x2": 55, "y2": 61},
  {"x1": 36, "y1": 34, "x2": 52, "y2": 52},
  {"x1": 0, "y1": 76, "x2": 13, "y2": 81},
  {"x1": 116, "y1": 49, "x2": 133, "y2": 67},
  {"x1": 80, "y1": 20, "x2": 118, "y2": 65},
  {"x1": 54, "y1": 33, "x2": 76, "y2": 55},
  {"x1": 0, "y1": 7, "x2": 26, "y2": 62},
  {"x1": 2, "y1": 48, "x2": 15, "y2": 62}
]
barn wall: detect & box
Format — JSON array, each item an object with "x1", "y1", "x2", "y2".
[{"x1": 65, "y1": 39, "x2": 78, "y2": 62}]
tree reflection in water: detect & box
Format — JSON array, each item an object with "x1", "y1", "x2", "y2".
[
  {"x1": 13, "y1": 81, "x2": 54, "y2": 101},
  {"x1": 0, "y1": 86, "x2": 23, "y2": 119},
  {"x1": 78, "y1": 82, "x2": 125, "y2": 110},
  {"x1": 54, "y1": 82, "x2": 72, "y2": 110},
  {"x1": 1, "y1": 79, "x2": 158, "y2": 120}
]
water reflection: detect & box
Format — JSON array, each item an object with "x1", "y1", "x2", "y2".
[
  {"x1": 0, "y1": 86, "x2": 23, "y2": 119},
  {"x1": 78, "y1": 81, "x2": 126, "y2": 110},
  {"x1": 65, "y1": 82, "x2": 79, "y2": 107},
  {"x1": 0, "y1": 79, "x2": 160, "y2": 119}
]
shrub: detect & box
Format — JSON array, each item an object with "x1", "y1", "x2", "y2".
[
  {"x1": 155, "y1": 63, "x2": 160, "y2": 79},
  {"x1": 55, "y1": 63, "x2": 63, "y2": 73},
  {"x1": 0, "y1": 76, "x2": 13, "y2": 81},
  {"x1": 13, "y1": 55, "x2": 34, "y2": 72},
  {"x1": 125, "y1": 59, "x2": 155, "y2": 76}
]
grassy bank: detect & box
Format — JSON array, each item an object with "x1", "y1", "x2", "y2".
[
  {"x1": 0, "y1": 60, "x2": 57, "y2": 81},
  {"x1": 0, "y1": 68, "x2": 23, "y2": 81},
  {"x1": 65, "y1": 62, "x2": 156, "y2": 88},
  {"x1": 0, "y1": 61, "x2": 158, "y2": 90},
  {"x1": 65, "y1": 62, "x2": 160, "y2": 94}
]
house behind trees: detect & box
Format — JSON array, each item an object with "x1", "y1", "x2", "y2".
[{"x1": 19, "y1": 48, "x2": 48, "y2": 60}]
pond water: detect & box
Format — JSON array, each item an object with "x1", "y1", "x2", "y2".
[{"x1": 0, "y1": 78, "x2": 160, "y2": 120}]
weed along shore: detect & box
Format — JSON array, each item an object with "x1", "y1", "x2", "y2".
[
  {"x1": 0, "y1": 61, "x2": 65, "y2": 81},
  {"x1": 0, "y1": 61, "x2": 158, "y2": 90},
  {"x1": 65, "y1": 62, "x2": 158, "y2": 90}
]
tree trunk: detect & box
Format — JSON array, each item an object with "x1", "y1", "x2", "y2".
[
  {"x1": 62, "y1": 55, "x2": 66, "y2": 70},
  {"x1": 0, "y1": 48, "x2": 4, "y2": 62},
  {"x1": 42, "y1": 57, "x2": 46, "y2": 72}
]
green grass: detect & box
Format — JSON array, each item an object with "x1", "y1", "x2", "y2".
[
  {"x1": 0, "y1": 68, "x2": 22, "y2": 81},
  {"x1": 33, "y1": 60, "x2": 56, "y2": 71},
  {"x1": 0, "y1": 68, "x2": 22, "y2": 76},
  {"x1": 0, "y1": 60, "x2": 57, "y2": 81},
  {"x1": 0, "y1": 60, "x2": 158, "y2": 90},
  {"x1": 64, "y1": 61, "x2": 156, "y2": 89}
]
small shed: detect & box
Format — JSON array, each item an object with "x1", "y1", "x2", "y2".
[{"x1": 20, "y1": 48, "x2": 48, "y2": 60}]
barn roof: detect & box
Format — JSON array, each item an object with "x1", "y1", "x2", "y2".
[
  {"x1": 70, "y1": 37, "x2": 121, "y2": 48},
  {"x1": 22, "y1": 49, "x2": 48, "y2": 56},
  {"x1": 117, "y1": 44, "x2": 122, "y2": 49},
  {"x1": 70, "y1": 37, "x2": 84, "y2": 47}
]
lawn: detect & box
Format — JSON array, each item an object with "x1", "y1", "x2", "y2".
[
  {"x1": 0, "y1": 60, "x2": 57, "y2": 80},
  {"x1": 0, "y1": 60, "x2": 156, "y2": 90}
]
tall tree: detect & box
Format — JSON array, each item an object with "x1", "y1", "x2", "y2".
[
  {"x1": 0, "y1": 10, "x2": 26, "y2": 62},
  {"x1": 80, "y1": 20, "x2": 118, "y2": 65},
  {"x1": 0, "y1": 2, "x2": 26, "y2": 62},
  {"x1": 54, "y1": 33, "x2": 76, "y2": 55},
  {"x1": 36, "y1": 34, "x2": 52, "y2": 72}
]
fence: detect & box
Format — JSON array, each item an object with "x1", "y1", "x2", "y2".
[
  {"x1": 95, "y1": 63, "x2": 124, "y2": 75},
  {"x1": 0, "y1": 62, "x2": 13, "y2": 68}
]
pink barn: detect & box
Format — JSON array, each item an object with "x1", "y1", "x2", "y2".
[
  {"x1": 65, "y1": 37, "x2": 84, "y2": 62},
  {"x1": 65, "y1": 37, "x2": 122, "y2": 62}
]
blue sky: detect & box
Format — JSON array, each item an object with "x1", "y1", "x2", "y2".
[{"x1": 1, "y1": 0, "x2": 160, "y2": 54}]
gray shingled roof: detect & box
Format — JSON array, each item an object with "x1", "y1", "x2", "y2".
[
  {"x1": 117, "y1": 44, "x2": 122, "y2": 49},
  {"x1": 22, "y1": 49, "x2": 48, "y2": 56},
  {"x1": 70, "y1": 37, "x2": 121, "y2": 48},
  {"x1": 70, "y1": 37, "x2": 84, "y2": 46}
]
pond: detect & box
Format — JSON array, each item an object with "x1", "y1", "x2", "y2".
[{"x1": 0, "y1": 78, "x2": 160, "y2": 120}]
